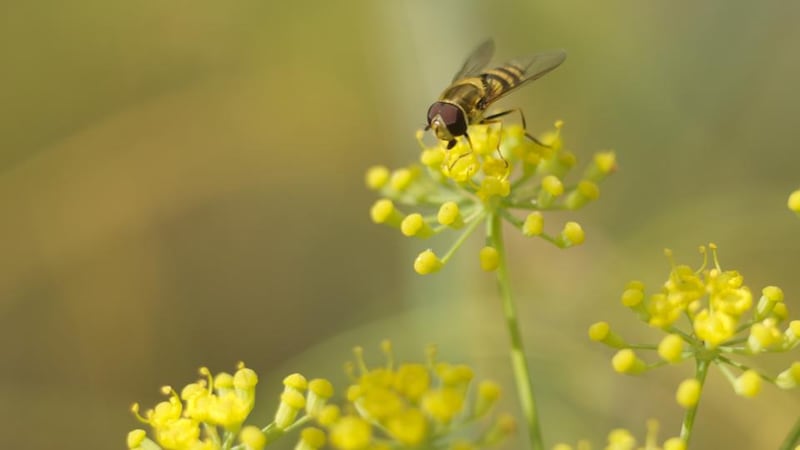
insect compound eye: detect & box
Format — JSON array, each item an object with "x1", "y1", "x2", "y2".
[{"x1": 427, "y1": 102, "x2": 467, "y2": 137}]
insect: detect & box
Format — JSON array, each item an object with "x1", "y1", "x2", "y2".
[{"x1": 426, "y1": 39, "x2": 566, "y2": 150}]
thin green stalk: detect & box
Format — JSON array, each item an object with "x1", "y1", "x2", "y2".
[
  {"x1": 779, "y1": 415, "x2": 800, "y2": 450},
  {"x1": 680, "y1": 359, "x2": 710, "y2": 445},
  {"x1": 488, "y1": 212, "x2": 544, "y2": 450}
]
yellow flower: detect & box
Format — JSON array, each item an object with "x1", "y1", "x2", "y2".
[
  {"x1": 593, "y1": 244, "x2": 798, "y2": 407},
  {"x1": 368, "y1": 121, "x2": 615, "y2": 274}
]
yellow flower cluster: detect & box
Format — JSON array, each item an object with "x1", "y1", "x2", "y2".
[
  {"x1": 313, "y1": 341, "x2": 514, "y2": 450},
  {"x1": 128, "y1": 363, "x2": 260, "y2": 450},
  {"x1": 367, "y1": 122, "x2": 615, "y2": 274},
  {"x1": 552, "y1": 419, "x2": 684, "y2": 450},
  {"x1": 590, "y1": 244, "x2": 800, "y2": 404},
  {"x1": 128, "y1": 345, "x2": 513, "y2": 450}
]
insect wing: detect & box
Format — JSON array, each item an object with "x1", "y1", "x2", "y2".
[
  {"x1": 451, "y1": 39, "x2": 495, "y2": 82},
  {"x1": 483, "y1": 49, "x2": 566, "y2": 104}
]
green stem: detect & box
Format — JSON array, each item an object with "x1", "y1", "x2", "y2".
[
  {"x1": 488, "y1": 212, "x2": 544, "y2": 450},
  {"x1": 680, "y1": 359, "x2": 710, "y2": 445},
  {"x1": 779, "y1": 415, "x2": 800, "y2": 450}
]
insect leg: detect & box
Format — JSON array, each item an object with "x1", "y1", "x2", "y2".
[
  {"x1": 446, "y1": 134, "x2": 474, "y2": 171},
  {"x1": 482, "y1": 108, "x2": 551, "y2": 148},
  {"x1": 478, "y1": 118, "x2": 510, "y2": 168}
]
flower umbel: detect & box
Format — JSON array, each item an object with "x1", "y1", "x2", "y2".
[
  {"x1": 367, "y1": 122, "x2": 616, "y2": 274},
  {"x1": 590, "y1": 244, "x2": 800, "y2": 444},
  {"x1": 315, "y1": 342, "x2": 514, "y2": 450},
  {"x1": 129, "y1": 362, "x2": 259, "y2": 450}
]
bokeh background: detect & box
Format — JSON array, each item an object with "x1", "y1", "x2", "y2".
[{"x1": 1, "y1": 1, "x2": 799, "y2": 448}]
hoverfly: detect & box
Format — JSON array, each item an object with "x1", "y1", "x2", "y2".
[{"x1": 426, "y1": 39, "x2": 566, "y2": 150}]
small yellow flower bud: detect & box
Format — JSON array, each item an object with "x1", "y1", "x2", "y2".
[
  {"x1": 763, "y1": 286, "x2": 784, "y2": 302},
  {"x1": 215, "y1": 372, "x2": 234, "y2": 390},
  {"x1": 522, "y1": 212, "x2": 544, "y2": 236},
  {"x1": 414, "y1": 249, "x2": 443, "y2": 275},
  {"x1": 370, "y1": 199, "x2": 404, "y2": 226},
  {"x1": 389, "y1": 168, "x2": 414, "y2": 191},
  {"x1": 565, "y1": 180, "x2": 600, "y2": 209},
  {"x1": 436, "y1": 363, "x2": 474, "y2": 386},
  {"x1": 559, "y1": 221, "x2": 585, "y2": 246},
  {"x1": 234, "y1": 365, "x2": 258, "y2": 390},
  {"x1": 473, "y1": 380, "x2": 501, "y2": 417},
  {"x1": 240, "y1": 425, "x2": 266, "y2": 450},
  {"x1": 295, "y1": 427, "x2": 326, "y2": 450},
  {"x1": 275, "y1": 390, "x2": 306, "y2": 429},
  {"x1": 588, "y1": 321, "x2": 626, "y2": 348},
  {"x1": 786, "y1": 320, "x2": 800, "y2": 346},
  {"x1": 365, "y1": 166, "x2": 390, "y2": 190},
  {"x1": 776, "y1": 362, "x2": 800, "y2": 389},
  {"x1": 306, "y1": 378, "x2": 334, "y2": 416},
  {"x1": 542, "y1": 175, "x2": 564, "y2": 196},
  {"x1": 788, "y1": 189, "x2": 800, "y2": 212},
  {"x1": 401, "y1": 213, "x2": 434, "y2": 238},
  {"x1": 329, "y1": 416, "x2": 372, "y2": 450},
  {"x1": 663, "y1": 437, "x2": 687, "y2": 450},
  {"x1": 658, "y1": 334, "x2": 684, "y2": 363},
  {"x1": 748, "y1": 319, "x2": 783, "y2": 352},
  {"x1": 479, "y1": 246, "x2": 500, "y2": 271},
  {"x1": 127, "y1": 429, "x2": 147, "y2": 449},
  {"x1": 621, "y1": 288, "x2": 644, "y2": 307},
  {"x1": 734, "y1": 370, "x2": 762, "y2": 397},
  {"x1": 594, "y1": 151, "x2": 617, "y2": 174},
  {"x1": 437, "y1": 201, "x2": 463, "y2": 228},
  {"x1": 283, "y1": 373, "x2": 308, "y2": 392},
  {"x1": 611, "y1": 349, "x2": 646, "y2": 374},
  {"x1": 676, "y1": 379, "x2": 701, "y2": 408}
]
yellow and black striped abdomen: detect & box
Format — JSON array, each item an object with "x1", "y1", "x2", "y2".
[{"x1": 479, "y1": 64, "x2": 526, "y2": 105}]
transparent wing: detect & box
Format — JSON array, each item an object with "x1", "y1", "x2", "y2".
[
  {"x1": 483, "y1": 49, "x2": 566, "y2": 104},
  {"x1": 451, "y1": 39, "x2": 495, "y2": 82}
]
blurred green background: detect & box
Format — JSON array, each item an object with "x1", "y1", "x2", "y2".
[{"x1": 1, "y1": 1, "x2": 799, "y2": 448}]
